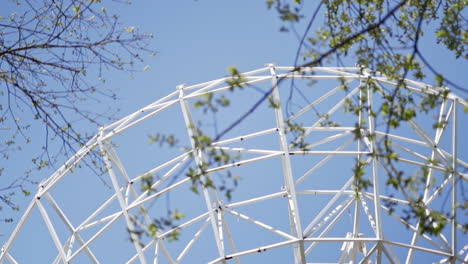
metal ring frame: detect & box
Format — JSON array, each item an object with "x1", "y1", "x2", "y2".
[{"x1": 1, "y1": 65, "x2": 467, "y2": 263}]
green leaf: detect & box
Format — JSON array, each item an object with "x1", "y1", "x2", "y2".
[
  {"x1": 168, "y1": 230, "x2": 180, "y2": 242},
  {"x1": 268, "y1": 96, "x2": 280, "y2": 109},
  {"x1": 190, "y1": 184, "x2": 199, "y2": 194},
  {"x1": 381, "y1": 103, "x2": 389, "y2": 115},
  {"x1": 387, "y1": 177, "x2": 399, "y2": 189},
  {"x1": 435, "y1": 74, "x2": 443, "y2": 86},
  {"x1": 125, "y1": 26, "x2": 136, "y2": 33},
  {"x1": 266, "y1": 0, "x2": 274, "y2": 9},
  {"x1": 173, "y1": 209, "x2": 185, "y2": 220},
  {"x1": 388, "y1": 152, "x2": 399, "y2": 160},
  {"x1": 148, "y1": 223, "x2": 158, "y2": 237},
  {"x1": 436, "y1": 29, "x2": 446, "y2": 38},
  {"x1": 226, "y1": 66, "x2": 247, "y2": 90},
  {"x1": 227, "y1": 66, "x2": 240, "y2": 76},
  {"x1": 402, "y1": 108, "x2": 415, "y2": 120},
  {"x1": 73, "y1": 5, "x2": 81, "y2": 16}
]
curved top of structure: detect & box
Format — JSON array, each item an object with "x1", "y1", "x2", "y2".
[{"x1": 1, "y1": 65, "x2": 467, "y2": 263}]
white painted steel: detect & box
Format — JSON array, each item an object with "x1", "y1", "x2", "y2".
[{"x1": 1, "y1": 66, "x2": 467, "y2": 264}]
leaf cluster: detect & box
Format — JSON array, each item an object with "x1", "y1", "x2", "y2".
[
  {"x1": 268, "y1": 0, "x2": 468, "y2": 236},
  {"x1": 186, "y1": 126, "x2": 240, "y2": 201}
]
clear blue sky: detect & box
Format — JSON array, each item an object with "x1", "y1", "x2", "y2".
[{"x1": 2, "y1": 1, "x2": 467, "y2": 263}]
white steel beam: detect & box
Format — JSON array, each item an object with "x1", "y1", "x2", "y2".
[
  {"x1": 225, "y1": 191, "x2": 286, "y2": 208},
  {"x1": 3, "y1": 252, "x2": 18, "y2": 264},
  {"x1": 98, "y1": 137, "x2": 147, "y2": 264},
  {"x1": 365, "y1": 72, "x2": 383, "y2": 263},
  {"x1": 44, "y1": 193, "x2": 99, "y2": 263},
  {"x1": 288, "y1": 81, "x2": 352, "y2": 122},
  {"x1": 68, "y1": 212, "x2": 121, "y2": 262},
  {"x1": 35, "y1": 199, "x2": 68, "y2": 263},
  {"x1": 305, "y1": 197, "x2": 354, "y2": 238},
  {"x1": 305, "y1": 198, "x2": 355, "y2": 254},
  {"x1": 178, "y1": 84, "x2": 229, "y2": 263},
  {"x1": 0, "y1": 199, "x2": 36, "y2": 262},
  {"x1": 406, "y1": 98, "x2": 450, "y2": 264},
  {"x1": 451, "y1": 99, "x2": 458, "y2": 264},
  {"x1": 208, "y1": 239, "x2": 301, "y2": 264},
  {"x1": 296, "y1": 86, "x2": 360, "y2": 144},
  {"x1": 269, "y1": 64, "x2": 306, "y2": 264},
  {"x1": 176, "y1": 217, "x2": 211, "y2": 263},
  {"x1": 224, "y1": 208, "x2": 296, "y2": 240},
  {"x1": 303, "y1": 176, "x2": 354, "y2": 235},
  {"x1": 296, "y1": 138, "x2": 355, "y2": 185}
]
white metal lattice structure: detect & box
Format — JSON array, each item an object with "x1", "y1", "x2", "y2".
[{"x1": 1, "y1": 65, "x2": 467, "y2": 263}]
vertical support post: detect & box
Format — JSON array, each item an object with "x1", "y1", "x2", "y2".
[
  {"x1": 350, "y1": 202, "x2": 361, "y2": 264},
  {"x1": 406, "y1": 99, "x2": 448, "y2": 264},
  {"x1": 364, "y1": 70, "x2": 383, "y2": 263},
  {"x1": 98, "y1": 130, "x2": 147, "y2": 264},
  {"x1": 268, "y1": 64, "x2": 306, "y2": 264},
  {"x1": 351, "y1": 75, "x2": 366, "y2": 264},
  {"x1": 153, "y1": 238, "x2": 160, "y2": 264},
  {"x1": 451, "y1": 99, "x2": 458, "y2": 264},
  {"x1": 177, "y1": 85, "x2": 227, "y2": 263},
  {"x1": 217, "y1": 210, "x2": 224, "y2": 253}
]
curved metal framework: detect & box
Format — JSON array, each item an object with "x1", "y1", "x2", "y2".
[{"x1": 1, "y1": 65, "x2": 467, "y2": 263}]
